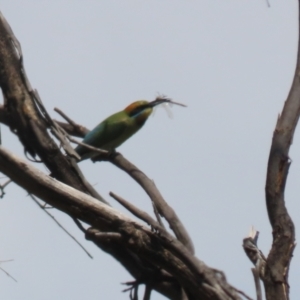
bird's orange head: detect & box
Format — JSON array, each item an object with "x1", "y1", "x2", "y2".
[
  {"x1": 124, "y1": 97, "x2": 185, "y2": 125},
  {"x1": 124, "y1": 100, "x2": 153, "y2": 125}
]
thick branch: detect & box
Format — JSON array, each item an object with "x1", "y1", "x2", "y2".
[
  {"x1": 0, "y1": 146, "x2": 242, "y2": 300},
  {"x1": 264, "y1": 3, "x2": 299, "y2": 299},
  {"x1": 0, "y1": 12, "x2": 90, "y2": 193}
]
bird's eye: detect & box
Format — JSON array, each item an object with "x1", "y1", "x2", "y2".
[{"x1": 130, "y1": 106, "x2": 147, "y2": 117}]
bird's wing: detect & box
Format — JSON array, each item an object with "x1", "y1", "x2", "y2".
[
  {"x1": 75, "y1": 116, "x2": 130, "y2": 156},
  {"x1": 86, "y1": 118, "x2": 130, "y2": 147}
]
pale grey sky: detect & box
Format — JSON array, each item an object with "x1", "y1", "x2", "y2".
[{"x1": 0, "y1": 1, "x2": 299, "y2": 299}]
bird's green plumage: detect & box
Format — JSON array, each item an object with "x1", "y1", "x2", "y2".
[{"x1": 75, "y1": 101, "x2": 152, "y2": 160}]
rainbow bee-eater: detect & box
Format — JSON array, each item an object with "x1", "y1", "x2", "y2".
[{"x1": 75, "y1": 97, "x2": 186, "y2": 161}]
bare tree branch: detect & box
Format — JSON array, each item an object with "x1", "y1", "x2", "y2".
[
  {"x1": 251, "y1": 268, "x2": 262, "y2": 300},
  {"x1": 110, "y1": 191, "x2": 164, "y2": 231},
  {"x1": 243, "y1": 228, "x2": 266, "y2": 280},
  {"x1": 0, "y1": 179, "x2": 11, "y2": 198},
  {"x1": 54, "y1": 107, "x2": 90, "y2": 137},
  {"x1": 0, "y1": 12, "x2": 92, "y2": 192},
  {"x1": 108, "y1": 152, "x2": 195, "y2": 255},
  {"x1": 263, "y1": 2, "x2": 300, "y2": 300},
  {"x1": 0, "y1": 145, "x2": 242, "y2": 299},
  {"x1": 29, "y1": 194, "x2": 93, "y2": 258},
  {"x1": 0, "y1": 260, "x2": 17, "y2": 283}
]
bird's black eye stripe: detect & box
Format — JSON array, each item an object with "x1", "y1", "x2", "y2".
[{"x1": 129, "y1": 105, "x2": 148, "y2": 117}]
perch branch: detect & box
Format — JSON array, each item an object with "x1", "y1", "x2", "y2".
[{"x1": 109, "y1": 152, "x2": 195, "y2": 255}]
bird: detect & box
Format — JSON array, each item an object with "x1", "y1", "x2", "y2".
[{"x1": 74, "y1": 97, "x2": 186, "y2": 161}]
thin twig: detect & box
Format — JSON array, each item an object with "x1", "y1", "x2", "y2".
[
  {"x1": 54, "y1": 107, "x2": 89, "y2": 135},
  {"x1": 252, "y1": 268, "x2": 262, "y2": 300},
  {"x1": 123, "y1": 280, "x2": 139, "y2": 300},
  {"x1": 29, "y1": 194, "x2": 93, "y2": 259},
  {"x1": 0, "y1": 260, "x2": 17, "y2": 282},
  {"x1": 109, "y1": 191, "x2": 164, "y2": 232},
  {"x1": 52, "y1": 121, "x2": 81, "y2": 160},
  {"x1": 0, "y1": 178, "x2": 11, "y2": 198},
  {"x1": 72, "y1": 158, "x2": 110, "y2": 204},
  {"x1": 72, "y1": 218, "x2": 87, "y2": 234},
  {"x1": 109, "y1": 153, "x2": 195, "y2": 254},
  {"x1": 68, "y1": 136, "x2": 108, "y2": 156},
  {"x1": 54, "y1": 107, "x2": 89, "y2": 137},
  {"x1": 0, "y1": 267, "x2": 17, "y2": 282},
  {"x1": 152, "y1": 200, "x2": 165, "y2": 229},
  {"x1": 54, "y1": 107, "x2": 81, "y2": 127}
]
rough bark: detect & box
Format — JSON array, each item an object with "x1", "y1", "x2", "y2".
[{"x1": 262, "y1": 3, "x2": 300, "y2": 300}]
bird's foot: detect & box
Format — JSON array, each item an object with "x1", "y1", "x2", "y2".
[{"x1": 91, "y1": 149, "x2": 118, "y2": 162}]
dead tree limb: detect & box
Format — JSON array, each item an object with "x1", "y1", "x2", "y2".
[
  {"x1": 263, "y1": 2, "x2": 300, "y2": 300},
  {"x1": 0, "y1": 146, "x2": 242, "y2": 300},
  {"x1": 108, "y1": 152, "x2": 195, "y2": 255}
]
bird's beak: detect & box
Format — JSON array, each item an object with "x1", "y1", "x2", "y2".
[
  {"x1": 147, "y1": 97, "x2": 187, "y2": 108},
  {"x1": 147, "y1": 99, "x2": 165, "y2": 108}
]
